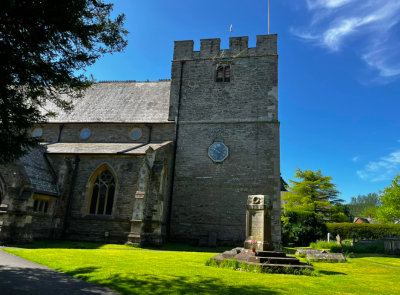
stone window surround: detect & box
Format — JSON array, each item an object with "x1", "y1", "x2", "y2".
[
  {"x1": 79, "y1": 127, "x2": 91, "y2": 140},
  {"x1": 214, "y1": 62, "x2": 233, "y2": 83},
  {"x1": 32, "y1": 127, "x2": 43, "y2": 138},
  {"x1": 0, "y1": 174, "x2": 5, "y2": 203},
  {"x1": 83, "y1": 163, "x2": 120, "y2": 218},
  {"x1": 128, "y1": 127, "x2": 142, "y2": 141},
  {"x1": 33, "y1": 195, "x2": 51, "y2": 214}
]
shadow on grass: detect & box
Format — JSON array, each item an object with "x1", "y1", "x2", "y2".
[
  {"x1": 65, "y1": 266, "x2": 281, "y2": 295},
  {"x1": 318, "y1": 270, "x2": 347, "y2": 276},
  {"x1": 0, "y1": 265, "x2": 117, "y2": 295}
]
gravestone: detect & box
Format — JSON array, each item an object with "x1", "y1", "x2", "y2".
[
  {"x1": 244, "y1": 195, "x2": 273, "y2": 251},
  {"x1": 296, "y1": 249, "x2": 329, "y2": 255},
  {"x1": 306, "y1": 252, "x2": 346, "y2": 262}
]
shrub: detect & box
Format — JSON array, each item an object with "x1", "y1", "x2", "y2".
[
  {"x1": 282, "y1": 211, "x2": 327, "y2": 246},
  {"x1": 327, "y1": 223, "x2": 400, "y2": 240},
  {"x1": 310, "y1": 240, "x2": 340, "y2": 250}
]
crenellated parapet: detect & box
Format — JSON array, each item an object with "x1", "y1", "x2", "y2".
[{"x1": 173, "y1": 34, "x2": 277, "y2": 60}]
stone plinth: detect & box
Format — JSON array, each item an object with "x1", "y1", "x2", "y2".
[
  {"x1": 244, "y1": 195, "x2": 273, "y2": 251},
  {"x1": 306, "y1": 253, "x2": 346, "y2": 262},
  {"x1": 213, "y1": 248, "x2": 313, "y2": 271}
]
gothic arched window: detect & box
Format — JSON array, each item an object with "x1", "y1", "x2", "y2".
[
  {"x1": 89, "y1": 169, "x2": 116, "y2": 215},
  {"x1": 0, "y1": 175, "x2": 5, "y2": 203}
]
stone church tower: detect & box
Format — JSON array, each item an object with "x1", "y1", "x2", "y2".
[{"x1": 169, "y1": 35, "x2": 281, "y2": 246}]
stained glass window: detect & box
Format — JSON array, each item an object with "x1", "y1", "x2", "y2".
[{"x1": 89, "y1": 169, "x2": 115, "y2": 215}]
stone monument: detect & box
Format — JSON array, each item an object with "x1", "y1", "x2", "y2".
[
  {"x1": 244, "y1": 195, "x2": 273, "y2": 251},
  {"x1": 211, "y1": 195, "x2": 312, "y2": 271}
]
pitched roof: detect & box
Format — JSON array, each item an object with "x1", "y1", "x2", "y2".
[
  {"x1": 45, "y1": 81, "x2": 171, "y2": 123},
  {"x1": 44, "y1": 141, "x2": 173, "y2": 155},
  {"x1": 20, "y1": 147, "x2": 59, "y2": 197}
]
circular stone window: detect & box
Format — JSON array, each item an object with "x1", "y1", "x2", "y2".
[
  {"x1": 129, "y1": 128, "x2": 142, "y2": 140},
  {"x1": 80, "y1": 128, "x2": 91, "y2": 140},
  {"x1": 32, "y1": 128, "x2": 43, "y2": 138}
]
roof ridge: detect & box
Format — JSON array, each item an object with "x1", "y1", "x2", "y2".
[{"x1": 97, "y1": 79, "x2": 171, "y2": 83}]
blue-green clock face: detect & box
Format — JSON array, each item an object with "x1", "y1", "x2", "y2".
[{"x1": 208, "y1": 140, "x2": 228, "y2": 162}]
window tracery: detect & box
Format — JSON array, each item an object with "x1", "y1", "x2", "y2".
[
  {"x1": 33, "y1": 199, "x2": 49, "y2": 213},
  {"x1": 89, "y1": 169, "x2": 115, "y2": 215},
  {"x1": 216, "y1": 65, "x2": 231, "y2": 82}
]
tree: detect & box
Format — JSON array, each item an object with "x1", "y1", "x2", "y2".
[
  {"x1": 0, "y1": 0, "x2": 128, "y2": 165},
  {"x1": 346, "y1": 193, "x2": 381, "y2": 220},
  {"x1": 282, "y1": 169, "x2": 343, "y2": 217},
  {"x1": 376, "y1": 173, "x2": 400, "y2": 224}
]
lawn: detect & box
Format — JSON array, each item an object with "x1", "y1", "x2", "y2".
[{"x1": 3, "y1": 244, "x2": 400, "y2": 295}]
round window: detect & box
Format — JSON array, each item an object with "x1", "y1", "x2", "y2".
[
  {"x1": 129, "y1": 128, "x2": 142, "y2": 140},
  {"x1": 80, "y1": 128, "x2": 91, "y2": 140},
  {"x1": 32, "y1": 128, "x2": 43, "y2": 138}
]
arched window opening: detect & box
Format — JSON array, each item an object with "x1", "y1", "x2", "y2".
[
  {"x1": 44, "y1": 201, "x2": 49, "y2": 213},
  {"x1": 38, "y1": 201, "x2": 44, "y2": 212},
  {"x1": 33, "y1": 199, "x2": 39, "y2": 212},
  {"x1": 0, "y1": 175, "x2": 5, "y2": 203},
  {"x1": 89, "y1": 169, "x2": 115, "y2": 215}
]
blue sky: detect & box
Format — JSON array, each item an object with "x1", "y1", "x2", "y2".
[{"x1": 86, "y1": 0, "x2": 400, "y2": 203}]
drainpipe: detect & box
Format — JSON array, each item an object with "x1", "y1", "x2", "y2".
[
  {"x1": 62, "y1": 155, "x2": 80, "y2": 238},
  {"x1": 117, "y1": 124, "x2": 153, "y2": 154},
  {"x1": 167, "y1": 60, "x2": 184, "y2": 240},
  {"x1": 44, "y1": 123, "x2": 64, "y2": 146}
]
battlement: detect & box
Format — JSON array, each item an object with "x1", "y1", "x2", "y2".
[{"x1": 173, "y1": 34, "x2": 277, "y2": 60}]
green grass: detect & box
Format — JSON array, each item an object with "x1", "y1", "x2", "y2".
[
  {"x1": 3, "y1": 247, "x2": 400, "y2": 294},
  {"x1": 330, "y1": 242, "x2": 385, "y2": 254},
  {"x1": 6, "y1": 240, "x2": 232, "y2": 253}
]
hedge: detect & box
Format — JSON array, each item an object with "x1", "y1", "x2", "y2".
[{"x1": 327, "y1": 223, "x2": 400, "y2": 240}]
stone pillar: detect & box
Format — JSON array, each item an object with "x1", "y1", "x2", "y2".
[{"x1": 244, "y1": 195, "x2": 274, "y2": 251}]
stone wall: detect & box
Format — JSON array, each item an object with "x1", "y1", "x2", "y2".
[
  {"x1": 33, "y1": 123, "x2": 175, "y2": 143},
  {"x1": 169, "y1": 35, "x2": 281, "y2": 247}
]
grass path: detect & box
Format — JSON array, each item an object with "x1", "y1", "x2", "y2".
[{"x1": 3, "y1": 248, "x2": 400, "y2": 295}]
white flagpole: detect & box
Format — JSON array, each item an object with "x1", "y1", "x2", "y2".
[{"x1": 268, "y1": 0, "x2": 270, "y2": 35}]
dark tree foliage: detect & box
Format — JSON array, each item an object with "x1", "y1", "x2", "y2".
[
  {"x1": 0, "y1": 0, "x2": 128, "y2": 165},
  {"x1": 280, "y1": 175, "x2": 288, "y2": 191},
  {"x1": 282, "y1": 211, "x2": 327, "y2": 247}
]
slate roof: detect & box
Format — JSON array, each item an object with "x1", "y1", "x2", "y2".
[
  {"x1": 45, "y1": 81, "x2": 171, "y2": 123},
  {"x1": 45, "y1": 141, "x2": 173, "y2": 155},
  {"x1": 20, "y1": 147, "x2": 59, "y2": 197}
]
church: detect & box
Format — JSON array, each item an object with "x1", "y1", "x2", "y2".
[{"x1": 0, "y1": 34, "x2": 281, "y2": 248}]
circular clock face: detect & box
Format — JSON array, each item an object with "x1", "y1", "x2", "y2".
[{"x1": 208, "y1": 141, "x2": 228, "y2": 162}]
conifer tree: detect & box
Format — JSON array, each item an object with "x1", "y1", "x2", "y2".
[
  {"x1": 0, "y1": 0, "x2": 129, "y2": 165},
  {"x1": 282, "y1": 169, "x2": 343, "y2": 217}
]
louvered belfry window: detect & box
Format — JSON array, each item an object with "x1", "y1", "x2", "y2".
[
  {"x1": 216, "y1": 65, "x2": 231, "y2": 82},
  {"x1": 89, "y1": 169, "x2": 115, "y2": 215},
  {"x1": 216, "y1": 66, "x2": 224, "y2": 82}
]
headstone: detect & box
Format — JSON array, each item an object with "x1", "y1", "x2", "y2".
[
  {"x1": 336, "y1": 235, "x2": 342, "y2": 246},
  {"x1": 244, "y1": 195, "x2": 273, "y2": 251},
  {"x1": 306, "y1": 252, "x2": 346, "y2": 263},
  {"x1": 296, "y1": 249, "x2": 329, "y2": 255},
  {"x1": 328, "y1": 233, "x2": 330, "y2": 243}
]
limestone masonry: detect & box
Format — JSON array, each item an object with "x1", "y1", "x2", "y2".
[{"x1": 0, "y1": 35, "x2": 281, "y2": 247}]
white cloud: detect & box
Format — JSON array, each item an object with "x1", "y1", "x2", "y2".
[
  {"x1": 352, "y1": 156, "x2": 359, "y2": 162},
  {"x1": 292, "y1": 0, "x2": 400, "y2": 83},
  {"x1": 357, "y1": 150, "x2": 400, "y2": 182}
]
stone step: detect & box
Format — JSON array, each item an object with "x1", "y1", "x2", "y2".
[
  {"x1": 248, "y1": 256, "x2": 300, "y2": 265},
  {"x1": 246, "y1": 261, "x2": 314, "y2": 271},
  {"x1": 255, "y1": 251, "x2": 287, "y2": 257}
]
